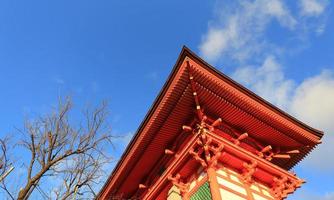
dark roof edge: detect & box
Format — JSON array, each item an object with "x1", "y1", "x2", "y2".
[
  {"x1": 182, "y1": 46, "x2": 324, "y2": 138},
  {"x1": 97, "y1": 46, "x2": 190, "y2": 198},
  {"x1": 97, "y1": 45, "x2": 324, "y2": 198}
]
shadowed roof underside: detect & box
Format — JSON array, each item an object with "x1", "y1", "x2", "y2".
[{"x1": 98, "y1": 46, "x2": 323, "y2": 199}]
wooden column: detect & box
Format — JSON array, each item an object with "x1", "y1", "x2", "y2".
[{"x1": 207, "y1": 167, "x2": 221, "y2": 200}]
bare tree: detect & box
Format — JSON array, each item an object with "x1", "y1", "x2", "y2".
[
  {"x1": 0, "y1": 137, "x2": 16, "y2": 200},
  {"x1": 0, "y1": 97, "x2": 113, "y2": 200}
]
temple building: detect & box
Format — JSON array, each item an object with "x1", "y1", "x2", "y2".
[{"x1": 98, "y1": 47, "x2": 323, "y2": 200}]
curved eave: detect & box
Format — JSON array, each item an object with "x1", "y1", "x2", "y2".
[
  {"x1": 182, "y1": 46, "x2": 323, "y2": 138},
  {"x1": 97, "y1": 46, "x2": 323, "y2": 199}
]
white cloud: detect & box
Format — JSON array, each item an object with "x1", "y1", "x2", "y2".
[
  {"x1": 233, "y1": 56, "x2": 294, "y2": 109},
  {"x1": 290, "y1": 70, "x2": 334, "y2": 170},
  {"x1": 90, "y1": 81, "x2": 100, "y2": 93},
  {"x1": 233, "y1": 61, "x2": 334, "y2": 171},
  {"x1": 201, "y1": 2, "x2": 332, "y2": 170},
  {"x1": 54, "y1": 77, "x2": 65, "y2": 85},
  {"x1": 113, "y1": 132, "x2": 134, "y2": 150},
  {"x1": 200, "y1": 0, "x2": 330, "y2": 62},
  {"x1": 300, "y1": 0, "x2": 327, "y2": 16},
  {"x1": 289, "y1": 191, "x2": 334, "y2": 200},
  {"x1": 291, "y1": 71, "x2": 334, "y2": 130},
  {"x1": 199, "y1": 0, "x2": 296, "y2": 62},
  {"x1": 147, "y1": 71, "x2": 160, "y2": 81},
  {"x1": 323, "y1": 193, "x2": 334, "y2": 200},
  {"x1": 200, "y1": 0, "x2": 333, "y2": 198},
  {"x1": 316, "y1": 23, "x2": 326, "y2": 35},
  {"x1": 235, "y1": 65, "x2": 334, "y2": 139},
  {"x1": 200, "y1": 17, "x2": 239, "y2": 61},
  {"x1": 262, "y1": 0, "x2": 297, "y2": 28}
]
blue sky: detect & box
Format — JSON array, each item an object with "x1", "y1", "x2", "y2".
[{"x1": 0, "y1": 0, "x2": 333, "y2": 199}]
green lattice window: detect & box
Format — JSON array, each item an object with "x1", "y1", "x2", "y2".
[{"x1": 190, "y1": 182, "x2": 212, "y2": 200}]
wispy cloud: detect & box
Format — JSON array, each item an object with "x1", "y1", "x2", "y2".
[
  {"x1": 54, "y1": 77, "x2": 65, "y2": 85},
  {"x1": 90, "y1": 81, "x2": 100, "y2": 93},
  {"x1": 146, "y1": 71, "x2": 160, "y2": 81},
  {"x1": 233, "y1": 55, "x2": 294, "y2": 109},
  {"x1": 199, "y1": 1, "x2": 333, "y2": 197},
  {"x1": 200, "y1": 0, "x2": 296, "y2": 62},
  {"x1": 290, "y1": 190, "x2": 334, "y2": 200},
  {"x1": 234, "y1": 60, "x2": 334, "y2": 171},
  {"x1": 199, "y1": 0, "x2": 329, "y2": 63},
  {"x1": 291, "y1": 70, "x2": 334, "y2": 131},
  {"x1": 299, "y1": 0, "x2": 328, "y2": 16},
  {"x1": 290, "y1": 71, "x2": 334, "y2": 170},
  {"x1": 113, "y1": 132, "x2": 134, "y2": 150}
]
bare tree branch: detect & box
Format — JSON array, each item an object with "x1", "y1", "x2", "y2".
[
  {"x1": 0, "y1": 97, "x2": 113, "y2": 200},
  {"x1": 0, "y1": 137, "x2": 15, "y2": 200}
]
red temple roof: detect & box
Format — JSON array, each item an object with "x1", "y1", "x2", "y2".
[{"x1": 98, "y1": 46, "x2": 323, "y2": 199}]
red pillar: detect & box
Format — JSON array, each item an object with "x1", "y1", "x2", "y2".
[{"x1": 207, "y1": 167, "x2": 221, "y2": 200}]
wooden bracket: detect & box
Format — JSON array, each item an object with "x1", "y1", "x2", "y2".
[
  {"x1": 233, "y1": 132, "x2": 248, "y2": 145},
  {"x1": 241, "y1": 160, "x2": 257, "y2": 184},
  {"x1": 189, "y1": 131, "x2": 225, "y2": 169},
  {"x1": 168, "y1": 174, "x2": 190, "y2": 195},
  {"x1": 271, "y1": 176, "x2": 305, "y2": 199},
  {"x1": 138, "y1": 184, "x2": 147, "y2": 189}
]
